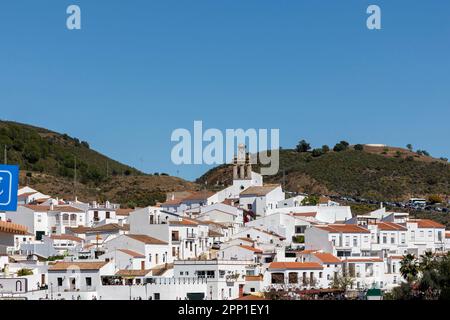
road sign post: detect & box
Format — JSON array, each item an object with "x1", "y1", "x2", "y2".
[{"x1": 0, "y1": 164, "x2": 19, "y2": 212}]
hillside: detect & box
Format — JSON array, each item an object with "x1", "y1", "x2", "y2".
[
  {"x1": 197, "y1": 146, "x2": 450, "y2": 202},
  {"x1": 0, "y1": 120, "x2": 198, "y2": 206}
]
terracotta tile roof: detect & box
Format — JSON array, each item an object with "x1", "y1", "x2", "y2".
[
  {"x1": 23, "y1": 205, "x2": 51, "y2": 212},
  {"x1": 67, "y1": 223, "x2": 129, "y2": 234},
  {"x1": 208, "y1": 230, "x2": 224, "y2": 237},
  {"x1": 18, "y1": 192, "x2": 37, "y2": 198},
  {"x1": 126, "y1": 234, "x2": 168, "y2": 245},
  {"x1": 117, "y1": 249, "x2": 145, "y2": 258},
  {"x1": 169, "y1": 218, "x2": 199, "y2": 226},
  {"x1": 410, "y1": 219, "x2": 445, "y2": 229},
  {"x1": 388, "y1": 255, "x2": 404, "y2": 260},
  {"x1": 116, "y1": 208, "x2": 134, "y2": 216},
  {"x1": 292, "y1": 212, "x2": 317, "y2": 217},
  {"x1": 245, "y1": 275, "x2": 263, "y2": 281},
  {"x1": 376, "y1": 222, "x2": 407, "y2": 231},
  {"x1": 49, "y1": 261, "x2": 108, "y2": 271},
  {"x1": 240, "y1": 185, "x2": 280, "y2": 196},
  {"x1": 50, "y1": 234, "x2": 84, "y2": 242},
  {"x1": 312, "y1": 252, "x2": 342, "y2": 264},
  {"x1": 239, "y1": 245, "x2": 263, "y2": 253},
  {"x1": 53, "y1": 206, "x2": 85, "y2": 213},
  {"x1": 0, "y1": 221, "x2": 28, "y2": 235},
  {"x1": 268, "y1": 262, "x2": 323, "y2": 270},
  {"x1": 316, "y1": 224, "x2": 370, "y2": 234},
  {"x1": 115, "y1": 269, "x2": 152, "y2": 277},
  {"x1": 161, "y1": 198, "x2": 183, "y2": 206},
  {"x1": 182, "y1": 191, "x2": 214, "y2": 201}
]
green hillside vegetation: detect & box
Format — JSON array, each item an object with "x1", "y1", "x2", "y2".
[
  {"x1": 0, "y1": 121, "x2": 198, "y2": 207},
  {"x1": 0, "y1": 120, "x2": 141, "y2": 184},
  {"x1": 198, "y1": 144, "x2": 450, "y2": 202}
]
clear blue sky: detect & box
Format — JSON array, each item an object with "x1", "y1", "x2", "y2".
[{"x1": 0, "y1": 1, "x2": 449, "y2": 181}]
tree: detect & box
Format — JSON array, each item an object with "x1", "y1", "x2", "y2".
[
  {"x1": 406, "y1": 144, "x2": 413, "y2": 152},
  {"x1": 296, "y1": 140, "x2": 311, "y2": 153},
  {"x1": 311, "y1": 148, "x2": 324, "y2": 157},
  {"x1": 419, "y1": 251, "x2": 436, "y2": 272},
  {"x1": 322, "y1": 145, "x2": 330, "y2": 153},
  {"x1": 400, "y1": 254, "x2": 419, "y2": 282},
  {"x1": 333, "y1": 142, "x2": 348, "y2": 152},
  {"x1": 354, "y1": 144, "x2": 364, "y2": 151},
  {"x1": 301, "y1": 195, "x2": 319, "y2": 206},
  {"x1": 331, "y1": 273, "x2": 354, "y2": 293}
]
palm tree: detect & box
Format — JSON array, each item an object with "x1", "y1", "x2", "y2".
[
  {"x1": 400, "y1": 254, "x2": 419, "y2": 282},
  {"x1": 419, "y1": 251, "x2": 436, "y2": 272}
]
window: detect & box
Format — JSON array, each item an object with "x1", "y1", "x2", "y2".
[
  {"x1": 345, "y1": 236, "x2": 350, "y2": 246},
  {"x1": 57, "y1": 278, "x2": 63, "y2": 287},
  {"x1": 93, "y1": 211, "x2": 99, "y2": 222},
  {"x1": 401, "y1": 233, "x2": 406, "y2": 244},
  {"x1": 154, "y1": 293, "x2": 160, "y2": 300},
  {"x1": 148, "y1": 254, "x2": 152, "y2": 262},
  {"x1": 319, "y1": 272, "x2": 323, "y2": 278},
  {"x1": 288, "y1": 272, "x2": 298, "y2": 284},
  {"x1": 353, "y1": 237, "x2": 357, "y2": 246},
  {"x1": 271, "y1": 273, "x2": 284, "y2": 284},
  {"x1": 86, "y1": 277, "x2": 92, "y2": 287},
  {"x1": 391, "y1": 235, "x2": 395, "y2": 244},
  {"x1": 438, "y1": 231, "x2": 442, "y2": 242},
  {"x1": 106, "y1": 212, "x2": 110, "y2": 219},
  {"x1": 383, "y1": 235, "x2": 387, "y2": 244},
  {"x1": 219, "y1": 270, "x2": 225, "y2": 278},
  {"x1": 428, "y1": 230, "x2": 433, "y2": 238}
]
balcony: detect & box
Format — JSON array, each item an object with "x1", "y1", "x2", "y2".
[{"x1": 186, "y1": 232, "x2": 197, "y2": 239}]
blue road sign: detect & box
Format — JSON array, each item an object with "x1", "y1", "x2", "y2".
[{"x1": 0, "y1": 164, "x2": 19, "y2": 212}]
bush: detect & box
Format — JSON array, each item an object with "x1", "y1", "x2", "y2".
[
  {"x1": 292, "y1": 235, "x2": 305, "y2": 243},
  {"x1": 428, "y1": 194, "x2": 443, "y2": 204},
  {"x1": 354, "y1": 144, "x2": 364, "y2": 151},
  {"x1": 17, "y1": 268, "x2": 33, "y2": 276}
]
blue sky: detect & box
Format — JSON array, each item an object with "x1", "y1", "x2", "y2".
[{"x1": 0, "y1": 0, "x2": 449, "y2": 181}]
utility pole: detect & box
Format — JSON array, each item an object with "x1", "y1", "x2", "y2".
[{"x1": 74, "y1": 156, "x2": 77, "y2": 199}]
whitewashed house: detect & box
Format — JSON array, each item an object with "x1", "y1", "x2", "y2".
[
  {"x1": 239, "y1": 185, "x2": 285, "y2": 217},
  {"x1": 103, "y1": 234, "x2": 170, "y2": 269}
]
